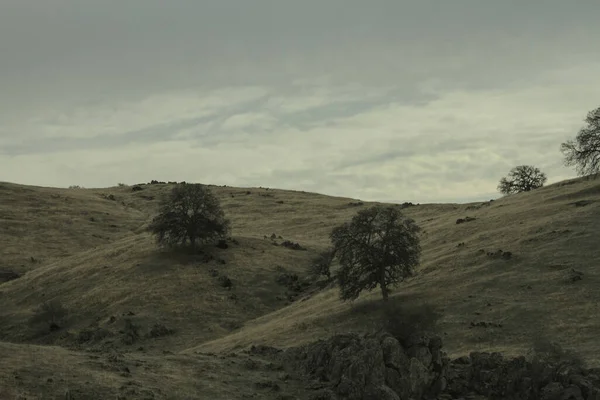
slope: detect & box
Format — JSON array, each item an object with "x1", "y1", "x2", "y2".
[{"x1": 189, "y1": 177, "x2": 600, "y2": 367}]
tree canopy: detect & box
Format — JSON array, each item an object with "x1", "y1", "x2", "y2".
[
  {"x1": 148, "y1": 183, "x2": 230, "y2": 250},
  {"x1": 497, "y1": 165, "x2": 547, "y2": 195},
  {"x1": 330, "y1": 205, "x2": 421, "y2": 301},
  {"x1": 561, "y1": 106, "x2": 600, "y2": 177}
]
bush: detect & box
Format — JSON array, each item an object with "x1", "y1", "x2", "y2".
[
  {"x1": 121, "y1": 318, "x2": 140, "y2": 345},
  {"x1": 527, "y1": 336, "x2": 584, "y2": 367},
  {"x1": 218, "y1": 275, "x2": 233, "y2": 289},
  {"x1": 146, "y1": 323, "x2": 174, "y2": 338},
  {"x1": 147, "y1": 184, "x2": 230, "y2": 250},
  {"x1": 29, "y1": 300, "x2": 68, "y2": 332},
  {"x1": 309, "y1": 249, "x2": 335, "y2": 280}
]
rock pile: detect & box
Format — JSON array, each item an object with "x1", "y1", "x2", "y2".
[
  {"x1": 445, "y1": 351, "x2": 600, "y2": 400},
  {"x1": 282, "y1": 331, "x2": 600, "y2": 400},
  {"x1": 284, "y1": 331, "x2": 448, "y2": 400}
]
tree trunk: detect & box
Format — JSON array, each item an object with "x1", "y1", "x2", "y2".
[
  {"x1": 380, "y1": 268, "x2": 389, "y2": 301},
  {"x1": 381, "y1": 284, "x2": 389, "y2": 301}
]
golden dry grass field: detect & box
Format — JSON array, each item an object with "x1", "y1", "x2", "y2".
[{"x1": 0, "y1": 177, "x2": 599, "y2": 399}]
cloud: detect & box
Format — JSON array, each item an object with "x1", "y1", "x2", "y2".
[{"x1": 1, "y1": 1, "x2": 600, "y2": 203}]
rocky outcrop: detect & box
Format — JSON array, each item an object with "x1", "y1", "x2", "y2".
[
  {"x1": 445, "y1": 351, "x2": 600, "y2": 400},
  {"x1": 284, "y1": 331, "x2": 448, "y2": 400},
  {"x1": 282, "y1": 331, "x2": 600, "y2": 400}
]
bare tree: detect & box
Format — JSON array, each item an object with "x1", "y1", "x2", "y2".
[{"x1": 561, "y1": 106, "x2": 600, "y2": 177}]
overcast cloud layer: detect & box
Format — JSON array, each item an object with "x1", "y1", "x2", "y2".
[{"x1": 1, "y1": 1, "x2": 599, "y2": 203}]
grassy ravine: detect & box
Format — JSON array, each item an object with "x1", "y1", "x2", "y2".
[{"x1": 0, "y1": 177, "x2": 599, "y2": 399}]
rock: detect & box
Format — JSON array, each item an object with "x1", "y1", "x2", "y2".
[
  {"x1": 541, "y1": 382, "x2": 565, "y2": 400},
  {"x1": 407, "y1": 345, "x2": 433, "y2": 367},
  {"x1": 0, "y1": 270, "x2": 20, "y2": 283},
  {"x1": 363, "y1": 385, "x2": 400, "y2": 400},
  {"x1": 381, "y1": 336, "x2": 409, "y2": 370},
  {"x1": 561, "y1": 384, "x2": 583, "y2": 400}
]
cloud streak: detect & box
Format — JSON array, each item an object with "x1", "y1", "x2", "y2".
[{"x1": 1, "y1": 1, "x2": 599, "y2": 203}]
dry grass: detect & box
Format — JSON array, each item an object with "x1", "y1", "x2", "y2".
[{"x1": 1, "y1": 177, "x2": 599, "y2": 398}]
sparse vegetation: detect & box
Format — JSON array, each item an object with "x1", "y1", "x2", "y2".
[
  {"x1": 330, "y1": 205, "x2": 421, "y2": 301},
  {"x1": 29, "y1": 300, "x2": 68, "y2": 332},
  {"x1": 1, "y1": 176, "x2": 600, "y2": 399},
  {"x1": 309, "y1": 249, "x2": 335, "y2": 280},
  {"x1": 148, "y1": 183, "x2": 230, "y2": 250},
  {"x1": 561, "y1": 106, "x2": 600, "y2": 177},
  {"x1": 218, "y1": 274, "x2": 233, "y2": 289},
  {"x1": 498, "y1": 165, "x2": 548, "y2": 195}
]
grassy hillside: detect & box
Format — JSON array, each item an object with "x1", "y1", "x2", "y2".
[
  {"x1": 1, "y1": 177, "x2": 599, "y2": 398},
  {"x1": 193, "y1": 177, "x2": 600, "y2": 364}
]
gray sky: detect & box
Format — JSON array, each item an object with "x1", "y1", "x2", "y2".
[{"x1": 1, "y1": 0, "x2": 599, "y2": 203}]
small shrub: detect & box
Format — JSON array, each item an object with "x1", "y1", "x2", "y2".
[
  {"x1": 348, "y1": 201, "x2": 364, "y2": 207},
  {"x1": 456, "y1": 216, "x2": 476, "y2": 224},
  {"x1": 218, "y1": 275, "x2": 233, "y2": 289},
  {"x1": 121, "y1": 318, "x2": 140, "y2": 345},
  {"x1": 310, "y1": 250, "x2": 334, "y2": 279},
  {"x1": 118, "y1": 183, "x2": 127, "y2": 187},
  {"x1": 208, "y1": 268, "x2": 219, "y2": 277},
  {"x1": 131, "y1": 185, "x2": 144, "y2": 192},
  {"x1": 280, "y1": 240, "x2": 306, "y2": 250},
  {"x1": 146, "y1": 323, "x2": 174, "y2": 338},
  {"x1": 486, "y1": 249, "x2": 513, "y2": 260},
  {"x1": 29, "y1": 300, "x2": 68, "y2": 332},
  {"x1": 527, "y1": 337, "x2": 584, "y2": 367}
]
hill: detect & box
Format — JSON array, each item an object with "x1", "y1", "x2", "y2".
[{"x1": 1, "y1": 177, "x2": 599, "y2": 398}]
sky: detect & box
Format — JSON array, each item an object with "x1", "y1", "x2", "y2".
[{"x1": 1, "y1": 1, "x2": 599, "y2": 203}]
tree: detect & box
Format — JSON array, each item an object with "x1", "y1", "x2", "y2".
[
  {"x1": 497, "y1": 165, "x2": 547, "y2": 195},
  {"x1": 148, "y1": 183, "x2": 230, "y2": 250},
  {"x1": 561, "y1": 106, "x2": 600, "y2": 177},
  {"x1": 329, "y1": 205, "x2": 421, "y2": 302}
]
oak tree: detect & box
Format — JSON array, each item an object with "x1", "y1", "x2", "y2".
[
  {"x1": 498, "y1": 165, "x2": 547, "y2": 195},
  {"x1": 148, "y1": 183, "x2": 230, "y2": 250},
  {"x1": 330, "y1": 205, "x2": 421, "y2": 301}
]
